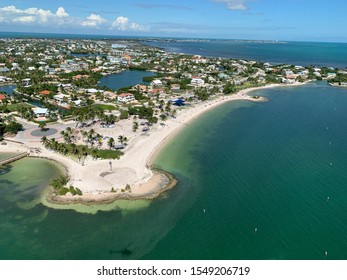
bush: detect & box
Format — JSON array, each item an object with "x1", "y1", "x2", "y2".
[
  {"x1": 58, "y1": 187, "x2": 69, "y2": 195},
  {"x1": 50, "y1": 175, "x2": 69, "y2": 189},
  {"x1": 125, "y1": 184, "x2": 131, "y2": 192},
  {"x1": 4, "y1": 121, "x2": 23, "y2": 134},
  {"x1": 69, "y1": 186, "x2": 83, "y2": 196},
  {"x1": 50, "y1": 175, "x2": 78, "y2": 196}
]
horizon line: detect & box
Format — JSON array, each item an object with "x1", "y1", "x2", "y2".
[{"x1": 0, "y1": 30, "x2": 347, "y2": 45}]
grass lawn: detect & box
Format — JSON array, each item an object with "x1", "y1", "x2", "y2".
[
  {"x1": 96, "y1": 149, "x2": 123, "y2": 159},
  {"x1": 5, "y1": 103, "x2": 33, "y2": 112},
  {"x1": 93, "y1": 104, "x2": 117, "y2": 111}
]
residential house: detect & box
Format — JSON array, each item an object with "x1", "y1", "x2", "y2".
[
  {"x1": 33, "y1": 107, "x2": 49, "y2": 118},
  {"x1": 132, "y1": 84, "x2": 148, "y2": 93},
  {"x1": 0, "y1": 94, "x2": 6, "y2": 102},
  {"x1": 39, "y1": 90, "x2": 51, "y2": 96},
  {"x1": 171, "y1": 84, "x2": 181, "y2": 90},
  {"x1": 151, "y1": 79, "x2": 163, "y2": 87},
  {"x1": 22, "y1": 78, "x2": 31, "y2": 87},
  {"x1": 54, "y1": 93, "x2": 71, "y2": 107},
  {"x1": 103, "y1": 91, "x2": 117, "y2": 99},
  {"x1": 117, "y1": 93, "x2": 135, "y2": 103},
  {"x1": 327, "y1": 73, "x2": 337, "y2": 79},
  {"x1": 191, "y1": 76, "x2": 205, "y2": 86}
]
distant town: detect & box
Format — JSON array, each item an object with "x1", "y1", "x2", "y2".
[{"x1": 1, "y1": 38, "x2": 346, "y2": 125}]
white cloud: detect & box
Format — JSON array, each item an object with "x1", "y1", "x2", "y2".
[
  {"x1": 56, "y1": 7, "x2": 69, "y2": 17},
  {"x1": 13, "y1": 16, "x2": 35, "y2": 23},
  {"x1": 0, "y1": 5, "x2": 148, "y2": 32},
  {"x1": 213, "y1": 0, "x2": 249, "y2": 10},
  {"x1": 111, "y1": 16, "x2": 149, "y2": 31},
  {"x1": 112, "y1": 16, "x2": 129, "y2": 30},
  {"x1": 0, "y1": 5, "x2": 59, "y2": 24},
  {"x1": 0, "y1": 5, "x2": 21, "y2": 14},
  {"x1": 81, "y1": 13, "x2": 107, "y2": 27}
]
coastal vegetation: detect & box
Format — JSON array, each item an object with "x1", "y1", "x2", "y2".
[
  {"x1": 0, "y1": 115, "x2": 23, "y2": 140},
  {"x1": 41, "y1": 136, "x2": 123, "y2": 162},
  {"x1": 50, "y1": 175, "x2": 82, "y2": 196},
  {"x1": 329, "y1": 73, "x2": 347, "y2": 84}
]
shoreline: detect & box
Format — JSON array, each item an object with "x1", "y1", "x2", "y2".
[
  {"x1": 45, "y1": 169, "x2": 177, "y2": 205},
  {"x1": 1, "y1": 82, "x2": 306, "y2": 206}
]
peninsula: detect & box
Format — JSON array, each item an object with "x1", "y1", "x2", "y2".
[{"x1": 1, "y1": 37, "x2": 342, "y2": 205}]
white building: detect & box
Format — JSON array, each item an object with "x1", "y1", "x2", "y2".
[
  {"x1": 191, "y1": 77, "x2": 205, "y2": 86},
  {"x1": 117, "y1": 93, "x2": 135, "y2": 103},
  {"x1": 33, "y1": 107, "x2": 49, "y2": 118},
  {"x1": 151, "y1": 79, "x2": 163, "y2": 87},
  {"x1": 22, "y1": 78, "x2": 31, "y2": 87}
]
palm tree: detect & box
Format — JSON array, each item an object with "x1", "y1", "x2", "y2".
[
  {"x1": 160, "y1": 114, "x2": 168, "y2": 123},
  {"x1": 132, "y1": 121, "x2": 139, "y2": 132},
  {"x1": 66, "y1": 127, "x2": 72, "y2": 134},
  {"x1": 69, "y1": 143, "x2": 78, "y2": 156},
  {"x1": 122, "y1": 136, "x2": 128, "y2": 146},
  {"x1": 165, "y1": 101, "x2": 171, "y2": 113},
  {"x1": 80, "y1": 146, "x2": 88, "y2": 166},
  {"x1": 50, "y1": 138, "x2": 58, "y2": 150},
  {"x1": 38, "y1": 122, "x2": 47, "y2": 131},
  {"x1": 81, "y1": 130, "x2": 88, "y2": 144},
  {"x1": 41, "y1": 136, "x2": 48, "y2": 147},
  {"x1": 118, "y1": 135, "x2": 124, "y2": 145},
  {"x1": 118, "y1": 135, "x2": 129, "y2": 146},
  {"x1": 107, "y1": 137, "x2": 115, "y2": 150},
  {"x1": 75, "y1": 115, "x2": 83, "y2": 128},
  {"x1": 96, "y1": 110, "x2": 105, "y2": 122},
  {"x1": 63, "y1": 134, "x2": 72, "y2": 144},
  {"x1": 159, "y1": 99, "x2": 165, "y2": 108},
  {"x1": 88, "y1": 129, "x2": 95, "y2": 146},
  {"x1": 60, "y1": 145, "x2": 69, "y2": 155}
]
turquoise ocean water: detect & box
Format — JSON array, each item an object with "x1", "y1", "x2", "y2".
[{"x1": 2, "y1": 81, "x2": 347, "y2": 259}]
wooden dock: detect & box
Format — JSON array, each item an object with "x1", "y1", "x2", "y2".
[{"x1": 0, "y1": 152, "x2": 29, "y2": 166}]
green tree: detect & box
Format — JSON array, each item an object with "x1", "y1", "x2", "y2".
[
  {"x1": 223, "y1": 82, "x2": 236, "y2": 94},
  {"x1": 4, "y1": 121, "x2": 23, "y2": 134},
  {"x1": 120, "y1": 110, "x2": 129, "y2": 120},
  {"x1": 160, "y1": 114, "x2": 168, "y2": 123},
  {"x1": 118, "y1": 135, "x2": 125, "y2": 145},
  {"x1": 132, "y1": 121, "x2": 139, "y2": 132},
  {"x1": 38, "y1": 122, "x2": 47, "y2": 131},
  {"x1": 107, "y1": 137, "x2": 115, "y2": 149}
]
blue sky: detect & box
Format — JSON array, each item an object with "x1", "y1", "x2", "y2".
[{"x1": 0, "y1": 0, "x2": 346, "y2": 42}]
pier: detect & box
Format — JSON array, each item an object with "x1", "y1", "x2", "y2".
[{"x1": 0, "y1": 152, "x2": 29, "y2": 166}]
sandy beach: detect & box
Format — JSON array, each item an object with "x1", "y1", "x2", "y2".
[{"x1": 0, "y1": 83, "x2": 304, "y2": 204}]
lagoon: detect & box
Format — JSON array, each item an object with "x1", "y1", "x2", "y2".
[{"x1": 99, "y1": 70, "x2": 156, "y2": 91}]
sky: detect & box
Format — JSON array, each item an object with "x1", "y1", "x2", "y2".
[{"x1": 0, "y1": 0, "x2": 346, "y2": 42}]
